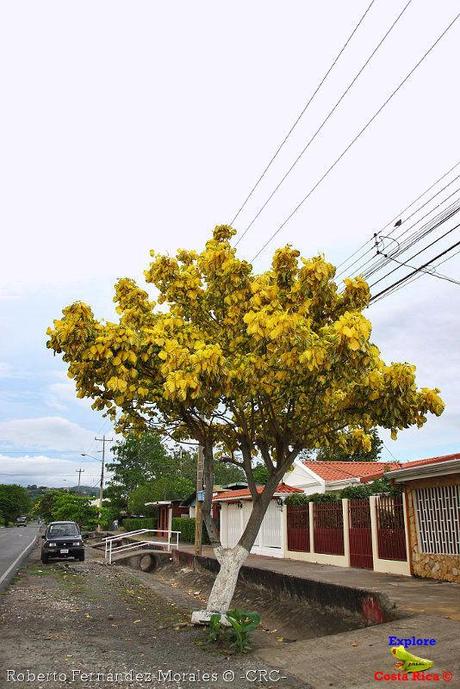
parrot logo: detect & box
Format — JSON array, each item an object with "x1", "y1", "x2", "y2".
[{"x1": 390, "y1": 645, "x2": 434, "y2": 673}]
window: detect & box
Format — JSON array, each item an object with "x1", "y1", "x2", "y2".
[
  {"x1": 414, "y1": 485, "x2": 460, "y2": 555},
  {"x1": 48, "y1": 523, "x2": 79, "y2": 537}
]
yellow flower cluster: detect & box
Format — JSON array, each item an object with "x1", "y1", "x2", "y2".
[{"x1": 46, "y1": 225, "x2": 445, "y2": 451}]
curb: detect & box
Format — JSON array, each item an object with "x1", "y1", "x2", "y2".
[
  {"x1": 0, "y1": 534, "x2": 38, "y2": 592},
  {"x1": 172, "y1": 549, "x2": 397, "y2": 625}
]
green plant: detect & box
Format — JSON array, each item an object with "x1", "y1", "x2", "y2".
[
  {"x1": 207, "y1": 613, "x2": 223, "y2": 644},
  {"x1": 226, "y1": 609, "x2": 261, "y2": 653},
  {"x1": 340, "y1": 475, "x2": 402, "y2": 500},
  {"x1": 123, "y1": 517, "x2": 157, "y2": 532},
  {"x1": 172, "y1": 517, "x2": 209, "y2": 544},
  {"x1": 285, "y1": 491, "x2": 338, "y2": 506}
]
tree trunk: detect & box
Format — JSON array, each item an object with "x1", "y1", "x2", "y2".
[
  {"x1": 205, "y1": 470, "x2": 285, "y2": 613},
  {"x1": 206, "y1": 544, "x2": 249, "y2": 612}
]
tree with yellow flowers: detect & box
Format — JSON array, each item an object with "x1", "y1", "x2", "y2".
[{"x1": 47, "y1": 225, "x2": 444, "y2": 614}]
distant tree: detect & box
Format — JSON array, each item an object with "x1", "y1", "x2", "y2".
[
  {"x1": 107, "y1": 433, "x2": 244, "y2": 508},
  {"x1": 315, "y1": 428, "x2": 383, "y2": 462},
  {"x1": 127, "y1": 475, "x2": 195, "y2": 514},
  {"x1": 0, "y1": 484, "x2": 31, "y2": 525},
  {"x1": 251, "y1": 463, "x2": 269, "y2": 484},
  {"x1": 33, "y1": 489, "x2": 63, "y2": 523},
  {"x1": 106, "y1": 432, "x2": 171, "y2": 498},
  {"x1": 51, "y1": 492, "x2": 99, "y2": 529}
]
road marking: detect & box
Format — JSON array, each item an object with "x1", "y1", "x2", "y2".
[{"x1": 0, "y1": 533, "x2": 37, "y2": 587}]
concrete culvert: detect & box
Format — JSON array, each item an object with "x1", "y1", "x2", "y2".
[{"x1": 139, "y1": 554, "x2": 158, "y2": 572}]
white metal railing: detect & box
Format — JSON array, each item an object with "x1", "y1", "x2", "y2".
[{"x1": 103, "y1": 529, "x2": 180, "y2": 564}]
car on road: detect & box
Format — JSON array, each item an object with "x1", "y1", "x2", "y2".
[
  {"x1": 16, "y1": 516, "x2": 28, "y2": 527},
  {"x1": 41, "y1": 521, "x2": 85, "y2": 563}
]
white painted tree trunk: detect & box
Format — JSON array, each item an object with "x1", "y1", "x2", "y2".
[{"x1": 206, "y1": 544, "x2": 249, "y2": 613}]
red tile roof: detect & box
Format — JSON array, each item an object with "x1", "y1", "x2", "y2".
[
  {"x1": 213, "y1": 483, "x2": 303, "y2": 502},
  {"x1": 388, "y1": 452, "x2": 460, "y2": 471},
  {"x1": 303, "y1": 460, "x2": 400, "y2": 482}
]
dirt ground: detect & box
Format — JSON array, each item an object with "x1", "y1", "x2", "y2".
[{"x1": 0, "y1": 546, "x2": 309, "y2": 689}]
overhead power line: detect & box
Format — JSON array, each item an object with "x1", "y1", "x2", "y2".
[
  {"x1": 368, "y1": 207, "x2": 460, "y2": 289},
  {"x1": 229, "y1": 0, "x2": 377, "y2": 228},
  {"x1": 371, "y1": 242, "x2": 460, "y2": 303},
  {"x1": 370, "y1": 230, "x2": 460, "y2": 303},
  {"x1": 251, "y1": 13, "x2": 460, "y2": 262},
  {"x1": 336, "y1": 164, "x2": 460, "y2": 279},
  {"x1": 236, "y1": 0, "x2": 413, "y2": 246},
  {"x1": 356, "y1": 193, "x2": 460, "y2": 282}
]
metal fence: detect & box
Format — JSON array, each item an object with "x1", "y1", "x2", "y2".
[
  {"x1": 313, "y1": 502, "x2": 344, "y2": 555},
  {"x1": 376, "y1": 494, "x2": 407, "y2": 561},
  {"x1": 287, "y1": 505, "x2": 309, "y2": 552}
]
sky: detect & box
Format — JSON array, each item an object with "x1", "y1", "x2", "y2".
[{"x1": 0, "y1": 0, "x2": 459, "y2": 486}]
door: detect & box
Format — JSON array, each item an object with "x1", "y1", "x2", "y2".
[{"x1": 348, "y1": 499, "x2": 373, "y2": 569}]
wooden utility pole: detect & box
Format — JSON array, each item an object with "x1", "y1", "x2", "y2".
[
  {"x1": 95, "y1": 434, "x2": 113, "y2": 531},
  {"x1": 194, "y1": 445, "x2": 204, "y2": 557},
  {"x1": 75, "y1": 467, "x2": 85, "y2": 492}
]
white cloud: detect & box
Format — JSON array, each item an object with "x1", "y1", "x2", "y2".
[
  {"x1": 0, "y1": 453, "x2": 105, "y2": 488},
  {"x1": 0, "y1": 363, "x2": 12, "y2": 378},
  {"x1": 46, "y1": 381, "x2": 91, "y2": 412},
  {"x1": 0, "y1": 416, "x2": 96, "y2": 452}
]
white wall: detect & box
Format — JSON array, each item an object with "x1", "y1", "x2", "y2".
[{"x1": 281, "y1": 462, "x2": 325, "y2": 494}]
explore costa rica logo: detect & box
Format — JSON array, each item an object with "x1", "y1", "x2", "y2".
[{"x1": 373, "y1": 640, "x2": 453, "y2": 682}]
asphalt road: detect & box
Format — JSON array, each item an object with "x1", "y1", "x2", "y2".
[{"x1": 0, "y1": 525, "x2": 38, "y2": 588}]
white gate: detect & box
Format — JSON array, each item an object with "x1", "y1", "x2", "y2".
[
  {"x1": 226, "y1": 503, "x2": 242, "y2": 547},
  {"x1": 223, "y1": 500, "x2": 283, "y2": 557}
]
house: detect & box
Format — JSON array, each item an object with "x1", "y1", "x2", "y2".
[
  {"x1": 213, "y1": 483, "x2": 303, "y2": 557},
  {"x1": 144, "y1": 483, "x2": 248, "y2": 533},
  {"x1": 386, "y1": 452, "x2": 460, "y2": 583},
  {"x1": 213, "y1": 461, "x2": 399, "y2": 559},
  {"x1": 184, "y1": 483, "x2": 248, "y2": 518},
  {"x1": 144, "y1": 499, "x2": 189, "y2": 533},
  {"x1": 285, "y1": 460, "x2": 400, "y2": 494}
]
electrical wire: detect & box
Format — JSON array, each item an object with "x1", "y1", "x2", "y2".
[
  {"x1": 336, "y1": 167, "x2": 460, "y2": 278},
  {"x1": 236, "y1": 0, "x2": 413, "y2": 246},
  {"x1": 378, "y1": 253, "x2": 460, "y2": 286},
  {"x1": 370, "y1": 243, "x2": 460, "y2": 303},
  {"x1": 370, "y1": 231, "x2": 460, "y2": 302},
  {"x1": 359, "y1": 194, "x2": 460, "y2": 282},
  {"x1": 368, "y1": 209, "x2": 460, "y2": 288},
  {"x1": 229, "y1": 0, "x2": 377, "y2": 228},
  {"x1": 251, "y1": 13, "x2": 460, "y2": 262}
]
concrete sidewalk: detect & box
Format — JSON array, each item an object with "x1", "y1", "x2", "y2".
[
  {"x1": 178, "y1": 544, "x2": 460, "y2": 621},
  {"x1": 257, "y1": 615, "x2": 460, "y2": 689}
]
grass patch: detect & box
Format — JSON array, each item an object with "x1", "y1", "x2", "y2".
[{"x1": 28, "y1": 564, "x2": 54, "y2": 577}]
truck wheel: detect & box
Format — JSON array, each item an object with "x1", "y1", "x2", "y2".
[
  {"x1": 41, "y1": 554, "x2": 49, "y2": 564},
  {"x1": 78, "y1": 553, "x2": 85, "y2": 562}
]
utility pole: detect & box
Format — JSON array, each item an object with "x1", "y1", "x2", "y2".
[
  {"x1": 75, "y1": 467, "x2": 85, "y2": 492},
  {"x1": 194, "y1": 445, "x2": 204, "y2": 557},
  {"x1": 94, "y1": 434, "x2": 113, "y2": 531}
]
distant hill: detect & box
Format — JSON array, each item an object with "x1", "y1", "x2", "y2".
[
  {"x1": 26, "y1": 485, "x2": 98, "y2": 498},
  {"x1": 68, "y1": 485, "x2": 99, "y2": 497}
]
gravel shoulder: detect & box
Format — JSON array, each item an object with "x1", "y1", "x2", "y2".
[{"x1": 0, "y1": 546, "x2": 307, "y2": 689}]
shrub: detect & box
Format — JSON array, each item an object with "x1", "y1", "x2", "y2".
[
  {"x1": 340, "y1": 476, "x2": 401, "y2": 500},
  {"x1": 172, "y1": 516, "x2": 209, "y2": 544},
  {"x1": 207, "y1": 609, "x2": 261, "y2": 653},
  {"x1": 122, "y1": 517, "x2": 157, "y2": 532},
  {"x1": 285, "y1": 492, "x2": 338, "y2": 506},
  {"x1": 339, "y1": 484, "x2": 373, "y2": 500}
]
